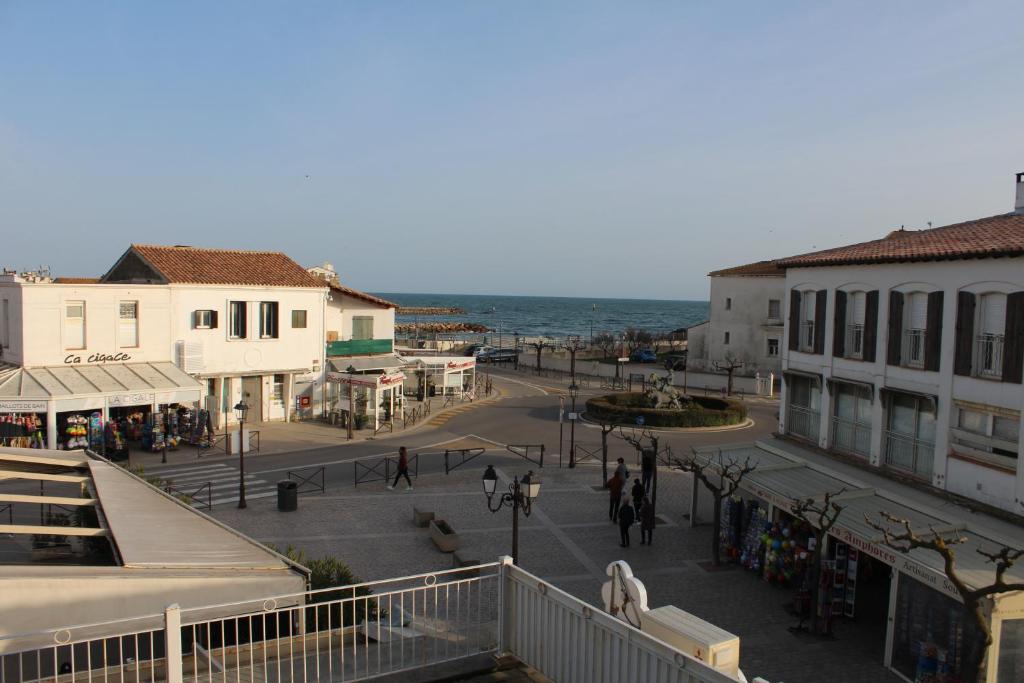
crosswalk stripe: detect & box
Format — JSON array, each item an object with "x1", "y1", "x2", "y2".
[
  {"x1": 209, "y1": 490, "x2": 277, "y2": 505},
  {"x1": 148, "y1": 463, "x2": 279, "y2": 506},
  {"x1": 144, "y1": 464, "x2": 234, "y2": 476}
]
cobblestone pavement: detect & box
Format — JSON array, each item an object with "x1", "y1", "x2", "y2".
[{"x1": 213, "y1": 459, "x2": 902, "y2": 683}]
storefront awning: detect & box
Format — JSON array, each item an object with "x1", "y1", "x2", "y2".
[
  {"x1": 782, "y1": 368, "x2": 822, "y2": 386},
  {"x1": 328, "y1": 354, "x2": 407, "y2": 373},
  {"x1": 826, "y1": 376, "x2": 876, "y2": 402},
  {"x1": 326, "y1": 370, "x2": 405, "y2": 388},
  {"x1": 0, "y1": 362, "x2": 204, "y2": 411}
]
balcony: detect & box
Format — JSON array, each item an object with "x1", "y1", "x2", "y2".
[
  {"x1": 830, "y1": 416, "x2": 871, "y2": 458},
  {"x1": 0, "y1": 560, "x2": 735, "y2": 683},
  {"x1": 901, "y1": 329, "x2": 925, "y2": 368},
  {"x1": 787, "y1": 404, "x2": 820, "y2": 442},
  {"x1": 798, "y1": 321, "x2": 815, "y2": 353},
  {"x1": 327, "y1": 338, "x2": 394, "y2": 357},
  {"x1": 974, "y1": 334, "x2": 1004, "y2": 379},
  {"x1": 883, "y1": 429, "x2": 934, "y2": 480}
]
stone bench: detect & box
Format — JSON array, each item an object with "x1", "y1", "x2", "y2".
[{"x1": 412, "y1": 506, "x2": 434, "y2": 528}]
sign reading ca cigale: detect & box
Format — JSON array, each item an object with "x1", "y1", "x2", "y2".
[{"x1": 64, "y1": 352, "x2": 132, "y2": 365}]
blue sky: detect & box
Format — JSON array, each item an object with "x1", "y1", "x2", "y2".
[{"x1": 2, "y1": 2, "x2": 1023, "y2": 299}]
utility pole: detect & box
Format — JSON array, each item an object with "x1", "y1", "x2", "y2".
[{"x1": 563, "y1": 335, "x2": 587, "y2": 468}]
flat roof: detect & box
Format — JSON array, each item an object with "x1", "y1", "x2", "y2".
[{"x1": 0, "y1": 362, "x2": 204, "y2": 400}]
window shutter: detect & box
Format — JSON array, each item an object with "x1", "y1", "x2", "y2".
[
  {"x1": 982, "y1": 294, "x2": 1007, "y2": 335},
  {"x1": 191, "y1": 311, "x2": 198, "y2": 329},
  {"x1": 210, "y1": 310, "x2": 219, "y2": 329},
  {"x1": 887, "y1": 291, "x2": 904, "y2": 366},
  {"x1": 1001, "y1": 291, "x2": 1024, "y2": 383},
  {"x1": 863, "y1": 291, "x2": 879, "y2": 363},
  {"x1": 953, "y1": 291, "x2": 976, "y2": 376},
  {"x1": 813, "y1": 290, "x2": 827, "y2": 354},
  {"x1": 924, "y1": 291, "x2": 943, "y2": 371},
  {"x1": 788, "y1": 290, "x2": 801, "y2": 352},
  {"x1": 833, "y1": 290, "x2": 847, "y2": 358}
]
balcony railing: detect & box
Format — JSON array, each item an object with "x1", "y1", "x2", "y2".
[
  {"x1": 830, "y1": 416, "x2": 871, "y2": 458},
  {"x1": 326, "y1": 338, "x2": 394, "y2": 357},
  {"x1": 901, "y1": 329, "x2": 925, "y2": 368},
  {"x1": 799, "y1": 321, "x2": 815, "y2": 352},
  {"x1": 787, "y1": 404, "x2": 820, "y2": 441},
  {"x1": 0, "y1": 559, "x2": 734, "y2": 683},
  {"x1": 845, "y1": 324, "x2": 864, "y2": 359},
  {"x1": 883, "y1": 429, "x2": 934, "y2": 479},
  {"x1": 975, "y1": 334, "x2": 1004, "y2": 378}
]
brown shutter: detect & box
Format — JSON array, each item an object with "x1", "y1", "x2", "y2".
[
  {"x1": 813, "y1": 290, "x2": 827, "y2": 354},
  {"x1": 953, "y1": 291, "x2": 976, "y2": 377},
  {"x1": 863, "y1": 291, "x2": 879, "y2": 362},
  {"x1": 924, "y1": 291, "x2": 943, "y2": 371},
  {"x1": 887, "y1": 291, "x2": 904, "y2": 366},
  {"x1": 833, "y1": 290, "x2": 847, "y2": 358},
  {"x1": 788, "y1": 290, "x2": 801, "y2": 352},
  {"x1": 210, "y1": 310, "x2": 219, "y2": 329},
  {"x1": 191, "y1": 311, "x2": 198, "y2": 329},
  {"x1": 1002, "y1": 291, "x2": 1024, "y2": 383}
]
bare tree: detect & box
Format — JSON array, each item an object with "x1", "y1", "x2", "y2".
[
  {"x1": 526, "y1": 338, "x2": 550, "y2": 371},
  {"x1": 617, "y1": 427, "x2": 661, "y2": 511},
  {"x1": 866, "y1": 512, "x2": 1024, "y2": 682},
  {"x1": 673, "y1": 448, "x2": 756, "y2": 566},
  {"x1": 599, "y1": 421, "x2": 616, "y2": 484},
  {"x1": 624, "y1": 327, "x2": 653, "y2": 355},
  {"x1": 712, "y1": 352, "x2": 744, "y2": 396},
  {"x1": 790, "y1": 490, "x2": 845, "y2": 635},
  {"x1": 593, "y1": 332, "x2": 617, "y2": 359}
]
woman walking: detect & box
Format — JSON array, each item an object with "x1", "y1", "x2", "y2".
[
  {"x1": 639, "y1": 496, "x2": 655, "y2": 545},
  {"x1": 618, "y1": 498, "x2": 635, "y2": 548},
  {"x1": 388, "y1": 446, "x2": 413, "y2": 490}
]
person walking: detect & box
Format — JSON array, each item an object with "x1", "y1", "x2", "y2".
[
  {"x1": 639, "y1": 496, "x2": 655, "y2": 545},
  {"x1": 388, "y1": 446, "x2": 413, "y2": 490},
  {"x1": 615, "y1": 457, "x2": 629, "y2": 481},
  {"x1": 641, "y1": 448, "x2": 655, "y2": 493},
  {"x1": 618, "y1": 497, "x2": 635, "y2": 548},
  {"x1": 605, "y1": 471, "x2": 624, "y2": 522},
  {"x1": 630, "y1": 478, "x2": 645, "y2": 517}
]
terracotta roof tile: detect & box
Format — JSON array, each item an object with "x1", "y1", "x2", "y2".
[
  {"x1": 708, "y1": 260, "x2": 786, "y2": 277},
  {"x1": 129, "y1": 245, "x2": 325, "y2": 288},
  {"x1": 777, "y1": 212, "x2": 1024, "y2": 268},
  {"x1": 328, "y1": 283, "x2": 396, "y2": 308}
]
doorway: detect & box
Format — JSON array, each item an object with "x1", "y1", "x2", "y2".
[{"x1": 241, "y1": 376, "x2": 263, "y2": 424}]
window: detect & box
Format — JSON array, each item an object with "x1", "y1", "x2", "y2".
[
  {"x1": 846, "y1": 291, "x2": 866, "y2": 358},
  {"x1": 194, "y1": 310, "x2": 216, "y2": 329},
  {"x1": 272, "y1": 374, "x2": 285, "y2": 403},
  {"x1": 884, "y1": 391, "x2": 936, "y2": 477},
  {"x1": 229, "y1": 301, "x2": 247, "y2": 339},
  {"x1": 801, "y1": 291, "x2": 816, "y2": 352},
  {"x1": 767, "y1": 299, "x2": 781, "y2": 320},
  {"x1": 952, "y1": 405, "x2": 1020, "y2": 462},
  {"x1": 1, "y1": 299, "x2": 8, "y2": 348},
  {"x1": 831, "y1": 382, "x2": 872, "y2": 457},
  {"x1": 259, "y1": 302, "x2": 279, "y2": 339},
  {"x1": 221, "y1": 378, "x2": 231, "y2": 415},
  {"x1": 902, "y1": 292, "x2": 928, "y2": 367},
  {"x1": 352, "y1": 316, "x2": 374, "y2": 340},
  {"x1": 65, "y1": 301, "x2": 85, "y2": 349},
  {"x1": 767, "y1": 338, "x2": 779, "y2": 357},
  {"x1": 975, "y1": 293, "x2": 1007, "y2": 378},
  {"x1": 291, "y1": 309, "x2": 307, "y2": 329},
  {"x1": 119, "y1": 301, "x2": 138, "y2": 348},
  {"x1": 725, "y1": 297, "x2": 732, "y2": 311},
  {"x1": 724, "y1": 331, "x2": 730, "y2": 345}
]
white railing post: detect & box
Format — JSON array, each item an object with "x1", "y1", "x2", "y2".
[
  {"x1": 164, "y1": 604, "x2": 183, "y2": 683},
  {"x1": 498, "y1": 555, "x2": 514, "y2": 655}
]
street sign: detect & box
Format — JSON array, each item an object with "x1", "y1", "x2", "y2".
[
  {"x1": 635, "y1": 415, "x2": 645, "y2": 426},
  {"x1": 618, "y1": 357, "x2": 630, "y2": 363},
  {"x1": 568, "y1": 412, "x2": 579, "y2": 421}
]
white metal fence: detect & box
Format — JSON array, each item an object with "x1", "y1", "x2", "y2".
[
  {"x1": 1, "y1": 559, "x2": 734, "y2": 683},
  {"x1": 883, "y1": 430, "x2": 934, "y2": 479}
]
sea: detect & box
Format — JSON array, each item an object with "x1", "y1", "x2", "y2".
[{"x1": 374, "y1": 292, "x2": 709, "y2": 339}]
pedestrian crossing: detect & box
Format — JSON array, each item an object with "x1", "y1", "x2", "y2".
[{"x1": 142, "y1": 462, "x2": 279, "y2": 507}]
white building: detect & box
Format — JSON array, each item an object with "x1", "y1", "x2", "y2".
[
  {"x1": 777, "y1": 173, "x2": 1024, "y2": 513},
  {"x1": 686, "y1": 260, "x2": 785, "y2": 377}
]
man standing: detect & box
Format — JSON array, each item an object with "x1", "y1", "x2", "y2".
[
  {"x1": 618, "y1": 497, "x2": 635, "y2": 548},
  {"x1": 639, "y1": 496, "x2": 655, "y2": 545},
  {"x1": 615, "y1": 457, "x2": 629, "y2": 481},
  {"x1": 630, "y1": 478, "x2": 645, "y2": 517},
  {"x1": 641, "y1": 448, "x2": 655, "y2": 493},
  {"x1": 388, "y1": 446, "x2": 413, "y2": 490},
  {"x1": 606, "y1": 471, "x2": 624, "y2": 522}
]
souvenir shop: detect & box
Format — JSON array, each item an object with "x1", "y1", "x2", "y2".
[
  {"x1": 399, "y1": 356, "x2": 476, "y2": 399},
  {"x1": 697, "y1": 442, "x2": 1024, "y2": 683},
  {"x1": 0, "y1": 400, "x2": 48, "y2": 449},
  {"x1": 325, "y1": 367, "x2": 406, "y2": 431}
]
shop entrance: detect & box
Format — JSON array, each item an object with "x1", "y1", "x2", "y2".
[
  {"x1": 241, "y1": 376, "x2": 263, "y2": 424},
  {"x1": 842, "y1": 549, "x2": 891, "y2": 665}
]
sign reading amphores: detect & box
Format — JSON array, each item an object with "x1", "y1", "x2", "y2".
[{"x1": 64, "y1": 352, "x2": 132, "y2": 365}]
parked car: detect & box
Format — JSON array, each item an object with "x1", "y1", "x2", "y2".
[
  {"x1": 630, "y1": 348, "x2": 657, "y2": 363},
  {"x1": 664, "y1": 352, "x2": 688, "y2": 370},
  {"x1": 481, "y1": 348, "x2": 518, "y2": 363},
  {"x1": 473, "y1": 345, "x2": 496, "y2": 360}
]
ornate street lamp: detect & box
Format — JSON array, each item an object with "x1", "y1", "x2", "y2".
[
  {"x1": 482, "y1": 465, "x2": 541, "y2": 565},
  {"x1": 234, "y1": 399, "x2": 249, "y2": 509}
]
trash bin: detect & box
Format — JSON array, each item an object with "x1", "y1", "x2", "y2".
[{"x1": 277, "y1": 480, "x2": 298, "y2": 512}]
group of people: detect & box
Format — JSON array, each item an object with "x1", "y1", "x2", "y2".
[{"x1": 606, "y1": 457, "x2": 655, "y2": 547}]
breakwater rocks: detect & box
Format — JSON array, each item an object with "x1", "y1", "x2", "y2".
[
  {"x1": 397, "y1": 306, "x2": 466, "y2": 315},
  {"x1": 396, "y1": 322, "x2": 490, "y2": 333}
]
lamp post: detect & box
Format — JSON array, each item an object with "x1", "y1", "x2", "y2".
[
  {"x1": 234, "y1": 399, "x2": 249, "y2": 509},
  {"x1": 513, "y1": 332, "x2": 520, "y2": 371},
  {"x1": 346, "y1": 364, "x2": 357, "y2": 440},
  {"x1": 482, "y1": 465, "x2": 540, "y2": 565},
  {"x1": 568, "y1": 382, "x2": 579, "y2": 468},
  {"x1": 161, "y1": 404, "x2": 169, "y2": 464}
]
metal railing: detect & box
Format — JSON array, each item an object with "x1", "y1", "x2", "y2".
[
  {"x1": 505, "y1": 444, "x2": 545, "y2": 468},
  {"x1": 975, "y1": 333, "x2": 1004, "y2": 378},
  {"x1": 799, "y1": 321, "x2": 815, "y2": 352},
  {"x1": 829, "y1": 416, "x2": 871, "y2": 459},
  {"x1": 287, "y1": 466, "x2": 326, "y2": 495},
  {"x1": 786, "y1": 404, "x2": 820, "y2": 442},
  {"x1": 353, "y1": 453, "x2": 419, "y2": 487},
  {"x1": 845, "y1": 324, "x2": 864, "y2": 359},
  {"x1": 444, "y1": 448, "x2": 485, "y2": 474},
  {"x1": 901, "y1": 329, "x2": 925, "y2": 368},
  {"x1": 883, "y1": 430, "x2": 934, "y2": 479},
  {"x1": 165, "y1": 481, "x2": 213, "y2": 510},
  {"x1": 0, "y1": 559, "x2": 733, "y2": 683}
]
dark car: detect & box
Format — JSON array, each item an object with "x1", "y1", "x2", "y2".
[
  {"x1": 664, "y1": 352, "x2": 688, "y2": 370},
  {"x1": 481, "y1": 348, "x2": 518, "y2": 363},
  {"x1": 630, "y1": 348, "x2": 657, "y2": 363}
]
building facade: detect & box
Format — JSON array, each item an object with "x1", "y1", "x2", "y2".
[
  {"x1": 777, "y1": 174, "x2": 1024, "y2": 513},
  {"x1": 687, "y1": 261, "x2": 785, "y2": 377}
]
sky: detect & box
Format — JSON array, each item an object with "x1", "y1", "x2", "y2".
[{"x1": 2, "y1": 2, "x2": 1023, "y2": 300}]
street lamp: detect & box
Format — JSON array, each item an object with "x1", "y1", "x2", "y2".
[
  {"x1": 483, "y1": 465, "x2": 540, "y2": 565},
  {"x1": 234, "y1": 399, "x2": 249, "y2": 509},
  {"x1": 568, "y1": 382, "x2": 579, "y2": 468}
]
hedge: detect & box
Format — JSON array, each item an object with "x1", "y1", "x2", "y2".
[{"x1": 584, "y1": 392, "x2": 747, "y2": 428}]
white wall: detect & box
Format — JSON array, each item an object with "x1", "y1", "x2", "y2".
[
  {"x1": 325, "y1": 292, "x2": 395, "y2": 341},
  {"x1": 0, "y1": 282, "x2": 172, "y2": 368},
  {"x1": 780, "y1": 257, "x2": 1024, "y2": 512},
  {"x1": 698, "y1": 275, "x2": 784, "y2": 376}
]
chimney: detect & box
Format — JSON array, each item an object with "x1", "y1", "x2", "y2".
[{"x1": 1016, "y1": 172, "x2": 1024, "y2": 214}]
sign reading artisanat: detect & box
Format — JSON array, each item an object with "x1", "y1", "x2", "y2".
[{"x1": 64, "y1": 352, "x2": 133, "y2": 365}]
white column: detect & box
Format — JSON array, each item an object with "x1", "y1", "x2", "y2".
[
  {"x1": 46, "y1": 402, "x2": 58, "y2": 450},
  {"x1": 818, "y1": 377, "x2": 832, "y2": 450},
  {"x1": 164, "y1": 604, "x2": 183, "y2": 683}
]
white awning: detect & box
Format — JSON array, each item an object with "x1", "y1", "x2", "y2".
[
  {"x1": 0, "y1": 362, "x2": 204, "y2": 411},
  {"x1": 328, "y1": 354, "x2": 407, "y2": 373}
]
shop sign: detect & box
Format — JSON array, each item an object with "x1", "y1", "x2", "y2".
[
  {"x1": 380, "y1": 372, "x2": 404, "y2": 387},
  {"x1": 743, "y1": 482, "x2": 795, "y2": 513},
  {"x1": 446, "y1": 360, "x2": 474, "y2": 370},
  {"x1": 107, "y1": 392, "x2": 154, "y2": 407},
  {"x1": 0, "y1": 399, "x2": 48, "y2": 413},
  {"x1": 64, "y1": 352, "x2": 133, "y2": 365}
]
